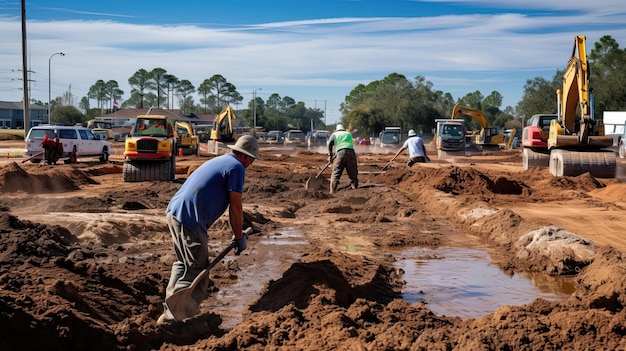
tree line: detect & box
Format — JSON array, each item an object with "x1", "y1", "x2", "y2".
[
  {"x1": 49, "y1": 35, "x2": 626, "y2": 136},
  {"x1": 50, "y1": 68, "x2": 327, "y2": 130}
]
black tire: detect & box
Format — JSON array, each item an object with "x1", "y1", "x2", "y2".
[
  {"x1": 99, "y1": 147, "x2": 109, "y2": 163},
  {"x1": 171, "y1": 161, "x2": 176, "y2": 180},
  {"x1": 123, "y1": 159, "x2": 174, "y2": 182},
  {"x1": 170, "y1": 149, "x2": 176, "y2": 180},
  {"x1": 64, "y1": 146, "x2": 77, "y2": 164}
]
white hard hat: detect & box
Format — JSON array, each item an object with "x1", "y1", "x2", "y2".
[
  {"x1": 336, "y1": 124, "x2": 345, "y2": 131},
  {"x1": 408, "y1": 129, "x2": 417, "y2": 137}
]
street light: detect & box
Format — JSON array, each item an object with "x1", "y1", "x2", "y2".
[
  {"x1": 252, "y1": 88, "x2": 262, "y2": 129},
  {"x1": 48, "y1": 52, "x2": 65, "y2": 124}
]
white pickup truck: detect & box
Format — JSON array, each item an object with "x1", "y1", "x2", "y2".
[{"x1": 25, "y1": 125, "x2": 111, "y2": 164}]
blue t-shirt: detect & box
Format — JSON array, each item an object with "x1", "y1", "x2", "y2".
[
  {"x1": 166, "y1": 153, "x2": 245, "y2": 233},
  {"x1": 402, "y1": 136, "x2": 426, "y2": 158}
]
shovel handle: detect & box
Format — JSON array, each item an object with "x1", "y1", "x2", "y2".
[
  {"x1": 207, "y1": 242, "x2": 236, "y2": 270},
  {"x1": 382, "y1": 153, "x2": 399, "y2": 170},
  {"x1": 22, "y1": 151, "x2": 44, "y2": 163},
  {"x1": 207, "y1": 227, "x2": 252, "y2": 270},
  {"x1": 315, "y1": 156, "x2": 335, "y2": 179}
]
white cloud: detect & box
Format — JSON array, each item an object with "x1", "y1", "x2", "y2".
[{"x1": 1, "y1": 2, "x2": 626, "y2": 124}]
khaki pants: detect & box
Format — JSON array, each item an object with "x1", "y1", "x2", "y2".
[{"x1": 163, "y1": 213, "x2": 210, "y2": 316}]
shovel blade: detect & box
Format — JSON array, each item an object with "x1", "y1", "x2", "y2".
[
  {"x1": 164, "y1": 269, "x2": 209, "y2": 321},
  {"x1": 305, "y1": 175, "x2": 328, "y2": 190},
  {"x1": 164, "y1": 238, "x2": 239, "y2": 322}
]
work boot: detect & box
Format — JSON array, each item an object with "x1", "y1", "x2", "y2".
[
  {"x1": 156, "y1": 303, "x2": 176, "y2": 325},
  {"x1": 350, "y1": 183, "x2": 358, "y2": 189},
  {"x1": 406, "y1": 160, "x2": 414, "y2": 168}
]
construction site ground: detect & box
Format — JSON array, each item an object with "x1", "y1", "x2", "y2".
[{"x1": 1, "y1": 137, "x2": 626, "y2": 350}]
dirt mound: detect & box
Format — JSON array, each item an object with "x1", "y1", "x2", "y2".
[
  {"x1": 379, "y1": 164, "x2": 611, "y2": 207},
  {"x1": 590, "y1": 183, "x2": 626, "y2": 202},
  {"x1": 249, "y1": 250, "x2": 401, "y2": 312},
  {"x1": 0, "y1": 212, "x2": 192, "y2": 351},
  {"x1": 425, "y1": 166, "x2": 530, "y2": 195},
  {"x1": 85, "y1": 164, "x2": 124, "y2": 176},
  {"x1": 0, "y1": 213, "x2": 78, "y2": 261},
  {"x1": 0, "y1": 162, "x2": 98, "y2": 193}
]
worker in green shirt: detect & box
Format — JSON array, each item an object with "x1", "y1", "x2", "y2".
[{"x1": 327, "y1": 124, "x2": 358, "y2": 194}]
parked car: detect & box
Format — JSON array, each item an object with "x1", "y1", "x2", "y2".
[
  {"x1": 283, "y1": 130, "x2": 306, "y2": 145},
  {"x1": 25, "y1": 125, "x2": 111, "y2": 164},
  {"x1": 266, "y1": 130, "x2": 284, "y2": 144},
  {"x1": 311, "y1": 130, "x2": 330, "y2": 145}
]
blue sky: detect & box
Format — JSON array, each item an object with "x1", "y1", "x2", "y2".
[{"x1": 1, "y1": 0, "x2": 626, "y2": 124}]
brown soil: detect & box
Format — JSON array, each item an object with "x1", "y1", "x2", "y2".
[{"x1": 1, "y1": 142, "x2": 626, "y2": 350}]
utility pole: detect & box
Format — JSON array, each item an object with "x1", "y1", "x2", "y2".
[
  {"x1": 252, "y1": 88, "x2": 262, "y2": 129},
  {"x1": 21, "y1": 0, "x2": 29, "y2": 132},
  {"x1": 324, "y1": 100, "x2": 327, "y2": 126}
]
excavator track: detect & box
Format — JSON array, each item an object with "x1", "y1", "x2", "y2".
[
  {"x1": 548, "y1": 149, "x2": 616, "y2": 178},
  {"x1": 522, "y1": 148, "x2": 550, "y2": 170}
]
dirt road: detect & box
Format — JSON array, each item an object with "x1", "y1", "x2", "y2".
[{"x1": 1, "y1": 139, "x2": 625, "y2": 350}]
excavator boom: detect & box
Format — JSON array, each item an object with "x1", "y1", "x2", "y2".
[
  {"x1": 546, "y1": 35, "x2": 615, "y2": 178},
  {"x1": 452, "y1": 103, "x2": 488, "y2": 129},
  {"x1": 452, "y1": 103, "x2": 505, "y2": 148},
  {"x1": 559, "y1": 35, "x2": 592, "y2": 135}
]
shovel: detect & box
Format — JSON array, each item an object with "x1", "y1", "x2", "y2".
[
  {"x1": 22, "y1": 151, "x2": 44, "y2": 163},
  {"x1": 305, "y1": 156, "x2": 334, "y2": 190},
  {"x1": 382, "y1": 153, "x2": 400, "y2": 171},
  {"x1": 164, "y1": 227, "x2": 253, "y2": 322}
]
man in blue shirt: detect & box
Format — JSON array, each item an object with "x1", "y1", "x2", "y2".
[
  {"x1": 392, "y1": 129, "x2": 430, "y2": 167},
  {"x1": 158, "y1": 135, "x2": 260, "y2": 324},
  {"x1": 327, "y1": 124, "x2": 358, "y2": 193}
]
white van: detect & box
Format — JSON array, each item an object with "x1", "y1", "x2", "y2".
[
  {"x1": 378, "y1": 127, "x2": 402, "y2": 147},
  {"x1": 25, "y1": 125, "x2": 111, "y2": 164},
  {"x1": 283, "y1": 130, "x2": 306, "y2": 145}
]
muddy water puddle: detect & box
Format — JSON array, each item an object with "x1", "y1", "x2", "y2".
[
  {"x1": 397, "y1": 247, "x2": 575, "y2": 319},
  {"x1": 204, "y1": 228, "x2": 306, "y2": 329}
]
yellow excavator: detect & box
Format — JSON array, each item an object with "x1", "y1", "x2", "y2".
[
  {"x1": 452, "y1": 103, "x2": 506, "y2": 150},
  {"x1": 210, "y1": 105, "x2": 238, "y2": 142},
  {"x1": 547, "y1": 35, "x2": 615, "y2": 178},
  {"x1": 174, "y1": 121, "x2": 200, "y2": 156}
]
